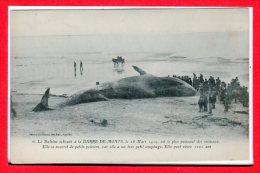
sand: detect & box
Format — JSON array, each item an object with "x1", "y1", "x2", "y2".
[{"x1": 10, "y1": 93, "x2": 249, "y2": 140}]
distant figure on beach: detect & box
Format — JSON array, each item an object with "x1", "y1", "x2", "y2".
[
  {"x1": 74, "y1": 61, "x2": 76, "y2": 74},
  {"x1": 80, "y1": 60, "x2": 84, "y2": 75},
  {"x1": 112, "y1": 56, "x2": 125, "y2": 67},
  {"x1": 96, "y1": 82, "x2": 100, "y2": 89},
  {"x1": 112, "y1": 56, "x2": 125, "y2": 74}
]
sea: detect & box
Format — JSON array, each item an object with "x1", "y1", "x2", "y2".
[{"x1": 10, "y1": 35, "x2": 250, "y2": 96}]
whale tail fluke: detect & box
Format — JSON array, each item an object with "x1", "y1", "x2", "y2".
[
  {"x1": 33, "y1": 88, "x2": 53, "y2": 112},
  {"x1": 132, "y1": 66, "x2": 146, "y2": 75}
]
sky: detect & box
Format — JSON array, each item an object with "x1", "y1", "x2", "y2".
[{"x1": 10, "y1": 8, "x2": 249, "y2": 37}]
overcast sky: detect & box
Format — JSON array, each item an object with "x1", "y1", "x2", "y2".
[{"x1": 10, "y1": 8, "x2": 249, "y2": 37}]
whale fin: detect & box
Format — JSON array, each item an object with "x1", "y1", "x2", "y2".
[
  {"x1": 33, "y1": 88, "x2": 53, "y2": 112},
  {"x1": 132, "y1": 66, "x2": 146, "y2": 75}
]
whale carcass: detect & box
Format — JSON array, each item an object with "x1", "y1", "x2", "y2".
[{"x1": 33, "y1": 66, "x2": 196, "y2": 111}]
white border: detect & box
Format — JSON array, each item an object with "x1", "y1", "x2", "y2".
[
  {"x1": 8, "y1": 6, "x2": 252, "y2": 10},
  {"x1": 7, "y1": 6, "x2": 253, "y2": 165},
  {"x1": 248, "y1": 7, "x2": 254, "y2": 165},
  {"x1": 7, "y1": 6, "x2": 11, "y2": 163}
]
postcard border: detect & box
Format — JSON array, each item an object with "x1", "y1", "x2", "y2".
[
  {"x1": 1, "y1": 0, "x2": 259, "y2": 173},
  {"x1": 7, "y1": 5, "x2": 254, "y2": 166}
]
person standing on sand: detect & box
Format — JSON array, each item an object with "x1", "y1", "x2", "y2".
[
  {"x1": 74, "y1": 61, "x2": 77, "y2": 77},
  {"x1": 208, "y1": 88, "x2": 214, "y2": 114},
  {"x1": 203, "y1": 79, "x2": 209, "y2": 93},
  {"x1": 199, "y1": 74, "x2": 204, "y2": 83},
  {"x1": 80, "y1": 60, "x2": 83, "y2": 74},
  {"x1": 224, "y1": 91, "x2": 231, "y2": 112},
  {"x1": 208, "y1": 76, "x2": 215, "y2": 88},
  {"x1": 220, "y1": 82, "x2": 227, "y2": 102},
  {"x1": 192, "y1": 73, "x2": 199, "y2": 90},
  {"x1": 239, "y1": 86, "x2": 249, "y2": 107},
  {"x1": 216, "y1": 77, "x2": 221, "y2": 92}
]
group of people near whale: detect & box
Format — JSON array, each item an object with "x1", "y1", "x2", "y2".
[
  {"x1": 170, "y1": 73, "x2": 249, "y2": 114},
  {"x1": 172, "y1": 75, "x2": 192, "y2": 86}
]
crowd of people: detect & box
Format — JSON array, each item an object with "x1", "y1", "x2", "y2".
[
  {"x1": 172, "y1": 75, "x2": 192, "y2": 86},
  {"x1": 172, "y1": 73, "x2": 249, "y2": 114}
]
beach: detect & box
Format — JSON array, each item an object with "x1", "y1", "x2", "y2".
[
  {"x1": 11, "y1": 93, "x2": 249, "y2": 139},
  {"x1": 9, "y1": 34, "x2": 250, "y2": 163},
  {"x1": 10, "y1": 35, "x2": 250, "y2": 138}
]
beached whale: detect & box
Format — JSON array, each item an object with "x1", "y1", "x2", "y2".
[{"x1": 33, "y1": 66, "x2": 196, "y2": 111}]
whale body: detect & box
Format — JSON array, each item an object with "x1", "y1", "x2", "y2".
[{"x1": 33, "y1": 66, "x2": 196, "y2": 111}]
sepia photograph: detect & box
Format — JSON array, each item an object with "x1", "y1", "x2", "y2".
[{"x1": 9, "y1": 8, "x2": 252, "y2": 164}]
